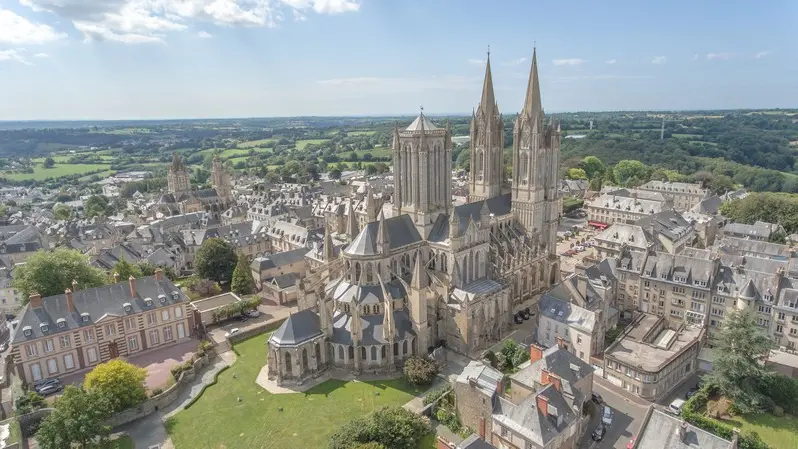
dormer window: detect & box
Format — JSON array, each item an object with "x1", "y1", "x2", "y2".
[
  {"x1": 171, "y1": 292, "x2": 180, "y2": 301},
  {"x1": 57, "y1": 318, "x2": 66, "y2": 329},
  {"x1": 158, "y1": 294, "x2": 167, "y2": 303},
  {"x1": 22, "y1": 326, "x2": 32, "y2": 337},
  {"x1": 123, "y1": 302, "x2": 132, "y2": 312},
  {"x1": 145, "y1": 297, "x2": 154, "y2": 306},
  {"x1": 40, "y1": 323, "x2": 49, "y2": 333},
  {"x1": 81, "y1": 313, "x2": 90, "y2": 322},
  {"x1": 717, "y1": 285, "x2": 725, "y2": 293}
]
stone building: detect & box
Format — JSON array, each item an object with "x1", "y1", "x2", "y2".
[
  {"x1": 267, "y1": 48, "x2": 562, "y2": 386},
  {"x1": 638, "y1": 181, "x2": 709, "y2": 212},
  {"x1": 158, "y1": 153, "x2": 234, "y2": 219}
]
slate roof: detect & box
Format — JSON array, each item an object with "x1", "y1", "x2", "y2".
[
  {"x1": 511, "y1": 345, "x2": 592, "y2": 400},
  {"x1": 11, "y1": 276, "x2": 187, "y2": 343},
  {"x1": 635, "y1": 408, "x2": 734, "y2": 449},
  {"x1": 269, "y1": 309, "x2": 322, "y2": 346},
  {"x1": 344, "y1": 214, "x2": 422, "y2": 256},
  {"x1": 538, "y1": 294, "x2": 596, "y2": 334},
  {"x1": 271, "y1": 273, "x2": 301, "y2": 289},
  {"x1": 251, "y1": 247, "x2": 309, "y2": 271},
  {"x1": 406, "y1": 113, "x2": 439, "y2": 131},
  {"x1": 493, "y1": 384, "x2": 578, "y2": 447},
  {"x1": 328, "y1": 279, "x2": 407, "y2": 305},
  {"x1": 331, "y1": 309, "x2": 415, "y2": 345},
  {"x1": 458, "y1": 435, "x2": 498, "y2": 449}
]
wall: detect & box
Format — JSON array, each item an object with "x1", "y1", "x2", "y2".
[{"x1": 227, "y1": 318, "x2": 287, "y2": 345}]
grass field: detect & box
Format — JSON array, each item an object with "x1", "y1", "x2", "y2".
[
  {"x1": 347, "y1": 131, "x2": 376, "y2": 136},
  {"x1": 1, "y1": 163, "x2": 112, "y2": 181},
  {"x1": 354, "y1": 147, "x2": 392, "y2": 158},
  {"x1": 672, "y1": 133, "x2": 704, "y2": 138},
  {"x1": 239, "y1": 138, "x2": 277, "y2": 148},
  {"x1": 296, "y1": 139, "x2": 328, "y2": 150},
  {"x1": 77, "y1": 170, "x2": 116, "y2": 182},
  {"x1": 165, "y1": 334, "x2": 428, "y2": 449},
  {"x1": 713, "y1": 414, "x2": 798, "y2": 449}
]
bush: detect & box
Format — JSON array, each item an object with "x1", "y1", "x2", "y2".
[
  {"x1": 772, "y1": 405, "x2": 784, "y2": 417},
  {"x1": 150, "y1": 388, "x2": 163, "y2": 397},
  {"x1": 403, "y1": 356, "x2": 437, "y2": 386},
  {"x1": 328, "y1": 406, "x2": 431, "y2": 449},
  {"x1": 497, "y1": 340, "x2": 529, "y2": 373},
  {"x1": 681, "y1": 385, "x2": 771, "y2": 449},
  {"x1": 15, "y1": 390, "x2": 45, "y2": 415},
  {"x1": 423, "y1": 385, "x2": 450, "y2": 406}
]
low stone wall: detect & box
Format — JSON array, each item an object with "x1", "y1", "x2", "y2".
[
  {"x1": 228, "y1": 317, "x2": 287, "y2": 345},
  {"x1": 106, "y1": 352, "x2": 213, "y2": 428}
]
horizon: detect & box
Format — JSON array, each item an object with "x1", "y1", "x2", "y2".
[{"x1": 1, "y1": 0, "x2": 796, "y2": 120}]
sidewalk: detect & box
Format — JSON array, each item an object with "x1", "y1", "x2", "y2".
[{"x1": 594, "y1": 376, "x2": 651, "y2": 407}]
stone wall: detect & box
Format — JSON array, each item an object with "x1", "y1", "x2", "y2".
[{"x1": 227, "y1": 317, "x2": 287, "y2": 345}]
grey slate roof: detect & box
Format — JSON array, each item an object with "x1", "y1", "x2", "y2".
[
  {"x1": 511, "y1": 345, "x2": 592, "y2": 401},
  {"x1": 328, "y1": 279, "x2": 407, "y2": 305},
  {"x1": 493, "y1": 383, "x2": 578, "y2": 447},
  {"x1": 458, "y1": 435, "x2": 498, "y2": 449},
  {"x1": 635, "y1": 408, "x2": 734, "y2": 449},
  {"x1": 250, "y1": 247, "x2": 309, "y2": 271},
  {"x1": 406, "y1": 113, "x2": 439, "y2": 131},
  {"x1": 11, "y1": 276, "x2": 187, "y2": 344},
  {"x1": 344, "y1": 214, "x2": 422, "y2": 256},
  {"x1": 331, "y1": 309, "x2": 415, "y2": 345},
  {"x1": 539, "y1": 294, "x2": 596, "y2": 334},
  {"x1": 271, "y1": 273, "x2": 301, "y2": 289},
  {"x1": 269, "y1": 309, "x2": 322, "y2": 346}
]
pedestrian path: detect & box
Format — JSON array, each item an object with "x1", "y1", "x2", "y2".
[{"x1": 163, "y1": 351, "x2": 237, "y2": 419}]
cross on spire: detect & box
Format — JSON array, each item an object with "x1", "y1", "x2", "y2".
[{"x1": 487, "y1": 44, "x2": 490, "y2": 58}]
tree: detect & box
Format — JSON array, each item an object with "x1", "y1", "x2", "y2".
[
  {"x1": 328, "y1": 406, "x2": 431, "y2": 449},
  {"x1": 707, "y1": 310, "x2": 777, "y2": 413},
  {"x1": 708, "y1": 174, "x2": 735, "y2": 195},
  {"x1": 52, "y1": 204, "x2": 71, "y2": 221},
  {"x1": 84, "y1": 195, "x2": 112, "y2": 218},
  {"x1": 43, "y1": 157, "x2": 55, "y2": 168},
  {"x1": 13, "y1": 248, "x2": 107, "y2": 300},
  {"x1": 15, "y1": 390, "x2": 45, "y2": 415},
  {"x1": 329, "y1": 168, "x2": 342, "y2": 180},
  {"x1": 566, "y1": 168, "x2": 588, "y2": 180},
  {"x1": 194, "y1": 238, "x2": 238, "y2": 284},
  {"x1": 84, "y1": 359, "x2": 147, "y2": 413},
  {"x1": 581, "y1": 155, "x2": 605, "y2": 180},
  {"x1": 403, "y1": 356, "x2": 437, "y2": 386},
  {"x1": 613, "y1": 160, "x2": 651, "y2": 187},
  {"x1": 231, "y1": 255, "x2": 256, "y2": 296},
  {"x1": 365, "y1": 165, "x2": 378, "y2": 176},
  {"x1": 112, "y1": 259, "x2": 142, "y2": 282},
  {"x1": 36, "y1": 386, "x2": 111, "y2": 449}
]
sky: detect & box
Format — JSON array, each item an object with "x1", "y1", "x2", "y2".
[{"x1": 0, "y1": 0, "x2": 796, "y2": 120}]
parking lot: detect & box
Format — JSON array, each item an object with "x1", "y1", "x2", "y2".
[{"x1": 557, "y1": 230, "x2": 598, "y2": 278}]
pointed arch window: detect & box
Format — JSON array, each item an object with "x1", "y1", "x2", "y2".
[
  {"x1": 477, "y1": 150, "x2": 485, "y2": 181},
  {"x1": 354, "y1": 262, "x2": 361, "y2": 283},
  {"x1": 520, "y1": 153, "x2": 529, "y2": 185},
  {"x1": 365, "y1": 264, "x2": 373, "y2": 283},
  {"x1": 474, "y1": 252, "x2": 481, "y2": 279}
]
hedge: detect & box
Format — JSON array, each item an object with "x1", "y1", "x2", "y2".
[{"x1": 681, "y1": 387, "x2": 771, "y2": 449}]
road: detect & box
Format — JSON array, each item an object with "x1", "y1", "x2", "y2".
[{"x1": 578, "y1": 379, "x2": 648, "y2": 449}]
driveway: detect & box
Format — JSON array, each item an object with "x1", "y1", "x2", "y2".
[{"x1": 207, "y1": 301, "x2": 293, "y2": 344}]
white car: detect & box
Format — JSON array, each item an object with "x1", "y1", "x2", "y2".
[
  {"x1": 224, "y1": 328, "x2": 240, "y2": 338},
  {"x1": 668, "y1": 398, "x2": 686, "y2": 415},
  {"x1": 247, "y1": 309, "x2": 260, "y2": 318},
  {"x1": 601, "y1": 406, "x2": 614, "y2": 426}
]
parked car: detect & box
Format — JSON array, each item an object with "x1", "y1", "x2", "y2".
[
  {"x1": 38, "y1": 383, "x2": 63, "y2": 397},
  {"x1": 601, "y1": 406, "x2": 614, "y2": 426},
  {"x1": 513, "y1": 314, "x2": 523, "y2": 324},
  {"x1": 247, "y1": 309, "x2": 260, "y2": 318},
  {"x1": 33, "y1": 378, "x2": 60, "y2": 392},
  {"x1": 592, "y1": 425, "x2": 607, "y2": 441},
  {"x1": 626, "y1": 436, "x2": 637, "y2": 449},
  {"x1": 668, "y1": 398, "x2": 686, "y2": 415},
  {"x1": 520, "y1": 310, "x2": 530, "y2": 320},
  {"x1": 591, "y1": 392, "x2": 604, "y2": 404},
  {"x1": 225, "y1": 328, "x2": 240, "y2": 338},
  {"x1": 685, "y1": 386, "x2": 700, "y2": 399},
  {"x1": 237, "y1": 314, "x2": 248, "y2": 322},
  {"x1": 575, "y1": 246, "x2": 585, "y2": 251}
]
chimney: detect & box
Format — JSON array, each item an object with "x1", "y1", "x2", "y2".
[
  {"x1": 72, "y1": 279, "x2": 78, "y2": 292},
  {"x1": 113, "y1": 272, "x2": 120, "y2": 283},
  {"x1": 154, "y1": 268, "x2": 164, "y2": 281},
  {"x1": 29, "y1": 292, "x2": 42, "y2": 308},
  {"x1": 550, "y1": 374, "x2": 561, "y2": 392},
  {"x1": 65, "y1": 289, "x2": 76, "y2": 313},
  {"x1": 129, "y1": 275, "x2": 136, "y2": 298},
  {"x1": 678, "y1": 421, "x2": 688, "y2": 442},
  {"x1": 556, "y1": 336, "x2": 568, "y2": 351},
  {"x1": 541, "y1": 369, "x2": 551, "y2": 386},
  {"x1": 529, "y1": 344, "x2": 544, "y2": 363},
  {"x1": 536, "y1": 395, "x2": 549, "y2": 416},
  {"x1": 478, "y1": 417, "x2": 486, "y2": 440}
]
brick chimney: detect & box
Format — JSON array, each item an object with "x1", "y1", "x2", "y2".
[
  {"x1": 154, "y1": 268, "x2": 164, "y2": 281},
  {"x1": 478, "y1": 417, "x2": 486, "y2": 440},
  {"x1": 72, "y1": 279, "x2": 78, "y2": 292},
  {"x1": 129, "y1": 275, "x2": 136, "y2": 297},
  {"x1": 541, "y1": 369, "x2": 551, "y2": 385},
  {"x1": 536, "y1": 394, "x2": 548, "y2": 416},
  {"x1": 65, "y1": 289, "x2": 76, "y2": 313},
  {"x1": 550, "y1": 374, "x2": 561, "y2": 392},
  {"x1": 556, "y1": 336, "x2": 568, "y2": 351},
  {"x1": 29, "y1": 292, "x2": 42, "y2": 308},
  {"x1": 530, "y1": 343, "x2": 545, "y2": 363},
  {"x1": 113, "y1": 272, "x2": 120, "y2": 283}
]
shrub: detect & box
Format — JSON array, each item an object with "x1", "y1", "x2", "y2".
[
  {"x1": 423, "y1": 385, "x2": 450, "y2": 406},
  {"x1": 772, "y1": 405, "x2": 784, "y2": 417},
  {"x1": 403, "y1": 356, "x2": 438, "y2": 386},
  {"x1": 150, "y1": 388, "x2": 163, "y2": 397},
  {"x1": 328, "y1": 406, "x2": 431, "y2": 449},
  {"x1": 15, "y1": 391, "x2": 45, "y2": 415}
]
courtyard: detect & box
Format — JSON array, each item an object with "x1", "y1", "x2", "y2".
[{"x1": 165, "y1": 333, "x2": 434, "y2": 449}]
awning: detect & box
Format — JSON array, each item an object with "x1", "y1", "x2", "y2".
[{"x1": 588, "y1": 221, "x2": 609, "y2": 229}]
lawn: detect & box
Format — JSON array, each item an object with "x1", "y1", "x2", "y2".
[
  {"x1": 347, "y1": 131, "x2": 376, "y2": 136},
  {"x1": 1, "y1": 163, "x2": 112, "y2": 181},
  {"x1": 354, "y1": 147, "x2": 392, "y2": 158},
  {"x1": 672, "y1": 133, "x2": 704, "y2": 138},
  {"x1": 90, "y1": 435, "x2": 134, "y2": 449},
  {"x1": 239, "y1": 138, "x2": 277, "y2": 148},
  {"x1": 165, "y1": 333, "x2": 428, "y2": 449},
  {"x1": 296, "y1": 139, "x2": 329, "y2": 150},
  {"x1": 714, "y1": 413, "x2": 798, "y2": 449}
]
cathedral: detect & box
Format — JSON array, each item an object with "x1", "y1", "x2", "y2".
[
  {"x1": 267, "y1": 49, "x2": 561, "y2": 386},
  {"x1": 158, "y1": 153, "x2": 235, "y2": 218}
]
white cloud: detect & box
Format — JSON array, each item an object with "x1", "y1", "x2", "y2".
[
  {"x1": 706, "y1": 52, "x2": 736, "y2": 60},
  {"x1": 0, "y1": 8, "x2": 66, "y2": 44},
  {"x1": 33, "y1": 52, "x2": 50, "y2": 57},
  {"x1": 651, "y1": 56, "x2": 667, "y2": 64},
  {"x1": 197, "y1": 30, "x2": 212, "y2": 38},
  {"x1": 20, "y1": 0, "x2": 360, "y2": 44},
  {"x1": 501, "y1": 57, "x2": 527, "y2": 67},
  {"x1": 755, "y1": 50, "x2": 772, "y2": 59},
  {"x1": 0, "y1": 49, "x2": 33, "y2": 65},
  {"x1": 605, "y1": 59, "x2": 616, "y2": 65},
  {"x1": 468, "y1": 58, "x2": 486, "y2": 65},
  {"x1": 553, "y1": 58, "x2": 586, "y2": 66}
]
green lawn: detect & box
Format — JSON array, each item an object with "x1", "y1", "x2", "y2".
[
  {"x1": 347, "y1": 131, "x2": 376, "y2": 136},
  {"x1": 90, "y1": 435, "x2": 134, "y2": 449},
  {"x1": 239, "y1": 138, "x2": 277, "y2": 148},
  {"x1": 296, "y1": 139, "x2": 329, "y2": 150},
  {"x1": 1, "y1": 163, "x2": 112, "y2": 181},
  {"x1": 672, "y1": 133, "x2": 704, "y2": 138},
  {"x1": 165, "y1": 334, "x2": 427, "y2": 449},
  {"x1": 715, "y1": 414, "x2": 798, "y2": 449},
  {"x1": 354, "y1": 147, "x2": 392, "y2": 158}
]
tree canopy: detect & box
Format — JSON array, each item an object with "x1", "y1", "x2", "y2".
[
  {"x1": 194, "y1": 238, "x2": 238, "y2": 284},
  {"x1": 231, "y1": 255, "x2": 256, "y2": 296},
  {"x1": 83, "y1": 195, "x2": 113, "y2": 218},
  {"x1": 52, "y1": 203, "x2": 71, "y2": 220},
  {"x1": 720, "y1": 192, "x2": 798, "y2": 234},
  {"x1": 13, "y1": 248, "x2": 107, "y2": 300},
  {"x1": 328, "y1": 406, "x2": 431, "y2": 449},
  {"x1": 84, "y1": 359, "x2": 148, "y2": 413},
  {"x1": 36, "y1": 386, "x2": 112, "y2": 449}
]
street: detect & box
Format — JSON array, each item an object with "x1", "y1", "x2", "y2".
[{"x1": 578, "y1": 379, "x2": 648, "y2": 449}]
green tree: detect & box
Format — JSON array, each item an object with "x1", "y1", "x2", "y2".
[
  {"x1": 566, "y1": 168, "x2": 588, "y2": 180},
  {"x1": 707, "y1": 310, "x2": 777, "y2": 413},
  {"x1": 43, "y1": 157, "x2": 55, "y2": 168},
  {"x1": 112, "y1": 259, "x2": 142, "y2": 283},
  {"x1": 35, "y1": 386, "x2": 111, "y2": 449},
  {"x1": 365, "y1": 165, "x2": 378, "y2": 176},
  {"x1": 15, "y1": 390, "x2": 45, "y2": 415},
  {"x1": 613, "y1": 159, "x2": 651, "y2": 187},
  {"x1": 328, "y1": 406, "x2": 431, "y2": 449},
  {"x1": 328, "y1": 168, "x2": 342, "y2": 180},
  {"x1": 84, "y1": 195, "x2": 112, "y2": 218},
  {"x1": 84, "y1": 359, "x2": 147, "y2": 413},
  {"x1": 13, "y1": 248, "x2": 107, "y2": 300},
  {"x1": 708, "y1": 174, "x2": 735, "y2": 195},
  {"x1": 230, "y1": 255, "x2": 256, "y2": 296},
  {"x1": 403, "y1": 356, "x2": 437, "y2": 386},
  {"x1": 581, "y1": 155, "x2": 605, "y2": 180},
  {"x1": 195, "y1": 238, "x2": 238, "y2": 284},
  {"x1": 52, "y1": 204, "x2": 72, "y2": 221}
]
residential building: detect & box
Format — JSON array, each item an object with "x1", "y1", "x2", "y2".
[
  {"x1": 639, "y1": 181, "x2": 709, "y2": 212},
  {"x1": 632, "y1": 406, "x2": 737, "y2": 449},
  {"x1": 560, "y1": 179, "x2": 590, "y2": 199},
  {"x1": 586, "y1": 189, "x2": 672, "y2": 226},
  {"x1": 722, "y1": 220, "x2": 783, "y2": 241},
  {"x1": 10, "y1": 271, "x2": 194, "y2": 385},
  {"x1": 250, "y1": 247, "x2": 309, "y2": 290}
]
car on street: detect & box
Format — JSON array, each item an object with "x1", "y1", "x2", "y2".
[
  {"x1": 225, "y1": 328, "x2": 240, "y2": 338},
  {"x1": 237, "y1": 314, "x2": 248, "y2": 322},
  {"x1": 591, "y1": 425, "x2": 607, "y2": 441},
  {"x1": 668, "y1": 398, "x2": 686, "y2": 415},
  {"x1": 591, "y1": 392, "x2": 604, "y2": 404},
  {"x1": 685, "y1": 386, "x2": 700, "y2": 399},
  {"x1": 0, "y1": 342, "x2": 7, "y2": 352},
  {"x1": 38, "y1": 383, "x2": 63, "y2": 396},
  {"x1": 33, "y1": 378, "x2": 60, "y2": 392},
  {"x1": 626, "y1": 436, "x2": 637, "y2": 449},
  {"x1": 601, "y1": 405, "x2": 614, "y2": 426},
  {"x1": 513, "y1": 314, "x2": 524, "y2": 324},
  {"x1": 247, "y1": 309, "x2": 260, "y2": 318}
]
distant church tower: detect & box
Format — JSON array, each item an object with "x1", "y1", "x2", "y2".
[
  {"x1": 468, "y1": 52, "x2": 504, "y2": 202},
  {"x1": 392, "y1": 110, "x2": 452, "y2": 237},
  {"x1": 211, "y1": 156, "x2": 232, "y2": 199},
  {"x1": 511, "y1": 49, "x2": 561, "y2": 255},
  {"x1": 167, "y1": 152, "x2": 191, "y2": 194}
]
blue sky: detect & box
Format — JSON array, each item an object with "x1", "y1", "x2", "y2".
[{"x1": 0, "y1": 0, "x2": 796, "y2": 120}]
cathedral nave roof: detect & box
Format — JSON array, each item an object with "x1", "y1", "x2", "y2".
[{"x1": 331, "y1": 310, "x2": 415, "y2": 346}]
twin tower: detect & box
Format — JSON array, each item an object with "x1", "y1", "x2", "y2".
[{"x1": 392, "y1": 48, "x2": 561, "y2": 244}]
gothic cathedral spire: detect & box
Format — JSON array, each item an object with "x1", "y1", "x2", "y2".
[{"x1": 468, "y1": 51, "x2": 504, "y2": 202}]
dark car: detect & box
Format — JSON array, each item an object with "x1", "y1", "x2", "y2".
[
  {"x1": 513, "y1": 314, "x2": 523, "y2": 324},
  {"x1": 591, "y1": 392, "x2": 604, "y2": 404},
  {"x1": 237, "y1": 314, "x2": 248, "y2": 322},
  {"x1": 685, "y1": 386, "x2": 700, "y2": 399},
  {"x1": 33, "y1": 378, "x2": 60, "y2": 392},
  {"x1": 592, "y1": 425, "x2": 607, "y2": 441},
  {"x1": 521, "y1": 310, "x2": 531, "y2": 320},
  {"x1": 38, "y1": 383, "x2": 63, "y2": 397}
]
